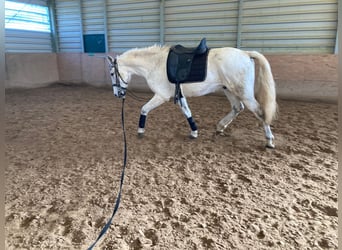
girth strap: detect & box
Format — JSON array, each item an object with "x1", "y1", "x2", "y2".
[{"x1": 174, "y1": 82, "x2": 182, "y2": 104}]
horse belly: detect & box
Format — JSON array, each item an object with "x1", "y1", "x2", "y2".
[{"x1": 181, "y1": 81, "x2": 222, "y2": 97}]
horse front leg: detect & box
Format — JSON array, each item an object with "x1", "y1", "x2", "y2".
[
  {"x1": 138, "y1": 94, "x2": 166, "y2": 137},
  {"x1": 177, "y1": 96, "x2": 198, "y2": 139}
]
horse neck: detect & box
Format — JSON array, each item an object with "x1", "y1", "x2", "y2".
[
  {"x1": 120, "y1": 57, "x2": 149, "y2": 77},
  {"x1": 118, "y1": 46, "x2": 167, "y2": 78}
]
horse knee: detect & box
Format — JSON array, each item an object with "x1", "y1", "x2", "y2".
[
  {"x1": 177, "y1": 97, "x2": 192, "y2": 118},
  {"x1": 140, "y1": 107, "x2": 149, "y2": 116}
]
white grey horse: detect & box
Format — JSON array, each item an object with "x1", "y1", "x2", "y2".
[{"x1": 107, "y1": 44, "x2": 277, "y2": 148}]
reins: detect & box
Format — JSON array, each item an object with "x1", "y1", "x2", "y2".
[
  {"x1": 126, "y1": 89, "x2": 150, "y2": 102},
  {"x1": 88, "y1": 61, "x2": 128, "y2": 249},
  {"x1": 88, "y1": 57, "x2": 149, "y2": 249}
]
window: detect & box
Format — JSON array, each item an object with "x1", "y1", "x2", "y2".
[
  {"x1": 83, "y1": 34, "x2": 106, "y2": 53},
  {"x1": 5, "y1": 1, "x2": 51, "y2": 33}
]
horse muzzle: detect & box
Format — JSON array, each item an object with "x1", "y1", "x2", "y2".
[{"x1": 112, "y1": 84, "x2": 126, "y2": 99}]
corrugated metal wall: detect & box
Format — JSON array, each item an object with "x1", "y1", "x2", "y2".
[
  {"x1": 51, "y1": 0, "x2": 337, "y2": 54},
  {"x1": 54, "y1": 0, "x2": 83, "y2": 52},
  {"x1": 81, "y1": 0, "x2": 105, "y2": 35},
  {"x1": 164, "y1": 0, "x2": 239, "y2": 48},
  {"x1": 54, "y1": 0, "x2": 160, "y2": 53},
  {"x1": 4, "y1": 0, "x2": 338, "y2": 53},
  {"x1": 5, "y1": 30, "x2": 52, "y2": 52},
  {"x1": 5, "y1": 0, "x2": 53, "y2": 53},
  {"x1": 106, "y1": 0, "x2": 160, "y2": 53},
  {"x1": 12, "y1": 0, "x2": 47, "y2": 4},
  {"x1": 240, "y1": 0, "x2": 338, "y2": 53}
]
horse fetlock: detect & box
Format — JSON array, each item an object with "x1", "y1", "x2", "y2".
[
  {"x1": 216, "y1": 121, "x2": 229, "y2": 133},
  {"x1": 266, "y1": 138, "x2": 275, "y2": 149},
  {"x1": 216, "y1": 128, "x2": 224, "y2": 134},
  {"x1": 216, "y1": 125, "x2": 225, "y2": 134}
]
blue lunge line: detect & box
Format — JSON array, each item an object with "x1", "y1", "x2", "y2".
[{"x1": 88, "y1": 98, "x2": 127, "y2": 249}]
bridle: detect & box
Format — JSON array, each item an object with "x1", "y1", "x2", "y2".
[
  {"x1": 108, "y1": 56, "x2": 150, "y2": 102},
  {"x1": 109, "y1": 58, "x2": 128, "y2": 98}
]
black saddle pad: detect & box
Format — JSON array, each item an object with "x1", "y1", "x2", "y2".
[{"x1": 167, "y1": 47, "x2": 210, "y2": 84}]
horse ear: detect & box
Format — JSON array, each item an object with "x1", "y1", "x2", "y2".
[{"x1": 107, "y1": 55, "x2": 114, "y2": 65}]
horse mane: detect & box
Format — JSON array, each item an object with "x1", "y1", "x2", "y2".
[{"x1": 119, "y1": 44, "x2": 170, "y2": 59}]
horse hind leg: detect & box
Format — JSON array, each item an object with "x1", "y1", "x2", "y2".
[
  {"x1": 264, "y1": 124, "x2": 275, "y2": 148},
  {"x1": 216, "y1": 87, "x2": 244, "y2": 134},
  {"x1": 242, "y1": 97, "x2": 275, "y2": 148}
]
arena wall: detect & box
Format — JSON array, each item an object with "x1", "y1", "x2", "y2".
[
  {"x1": 4, "y1": 53, "x2": 338, "y2": 102},
  {"x1": 5, "y1": 53, "x2": 59, "y2": 89}
]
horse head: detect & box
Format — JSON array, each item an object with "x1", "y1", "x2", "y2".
[{"x1": 106, "y1": 55, "x2": 127, "y2": 99}]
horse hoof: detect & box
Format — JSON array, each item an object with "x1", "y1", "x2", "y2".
[
  {"x1": 137, "y1": 133, "x2": 144, "y2": 139},
  {"x1": 266, "y1": 142, "x2": 275, "y2": 149},
  {"x1": 189, "y1": 130, "x2": 198, "y2": 139},
  {"x1": 216, "y1": 130, "x2": 225, "y2": 136}
]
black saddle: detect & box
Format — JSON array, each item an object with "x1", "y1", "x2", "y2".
[
  {"x1": 170, "y1": 37, "x2": 208, "y2": 55},
  {"x1": 167, "y1": 38, "x2": 209, "y2": 85}
]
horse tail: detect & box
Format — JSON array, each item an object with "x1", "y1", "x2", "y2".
[{"x1": 247, "y1": 51, "x2": 277, "y2": 124}]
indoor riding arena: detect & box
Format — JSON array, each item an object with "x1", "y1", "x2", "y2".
[{"x1": 5, "y1": 1, "x2": 338, "y2": 250}]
